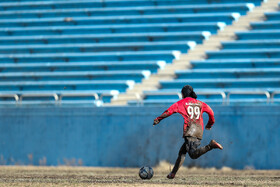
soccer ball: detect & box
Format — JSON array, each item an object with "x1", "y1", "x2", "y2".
[{"x1": 139, "y1": 166, "x2": 154, "y2": 180}]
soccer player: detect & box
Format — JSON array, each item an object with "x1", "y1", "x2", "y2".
[{"x1": 153, "y1": 85, "x2": 223, "y2": 179}]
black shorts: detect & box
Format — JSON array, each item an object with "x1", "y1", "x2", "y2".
[{"x1": 179, "y1": 136, "x2": 201, "y2": 155}]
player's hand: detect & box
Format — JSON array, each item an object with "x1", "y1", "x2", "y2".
[
  {"x1": 153, "y1": 118, "x2": 160, "y2": 126},
  {"x1": 205, "y1": 124, "x2": 212, "y2": 130}
]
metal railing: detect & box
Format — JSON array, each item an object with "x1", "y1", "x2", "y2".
[
  {"x1": 196, "y1": 91, "x2": 227, "y2": 105},
  {"x1": 271, "y1": 91, "x2": 280, "y2": 103},
  {"x1": 136, "y1": 90, "x2": 280, "y2": 105},
  {"x1": 59, "y1": 93, "x2": 99, "y2": 105},
  {"x1": 137, "y1": 91, "x2": 183, "y2": 106},
  {"x1": 137, "y1": 91, "x2": 227, "y2": 105},
  {"x1": 0, "y1": 94, "x2": 19, "y2": 102},
  {"x1": 19, "y1": 93, "x2": 59, "y2": 104},
  {"x1": 1, "y1": 90, "x2": 280, "y2": 106},
  {"x1": 0, "y1": 91, "x2": 119, "y2": 106},
  {"x1": 227, "y1": 91, "x2": 270, "y2": 104}
]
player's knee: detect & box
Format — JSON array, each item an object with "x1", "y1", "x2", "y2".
[
  {"x1": 188, "y1": 152, "x2": 199, "y2": 159},
  {"x1": 179, "y1": 150, "x2": 187, "y2": 156}
]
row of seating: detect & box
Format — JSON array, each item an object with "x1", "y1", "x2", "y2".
[
  {"x1": 0, "y1": 41, "x2": 196, "y2": 54},
  {"x1": 251, "y1": 21, "x2": 280, "y2": 30},
  {"x1": 0, "y1": 51, "x2": 180, "y2": 63},
  {"x1": 0, "y1": 0, "x2": 263, "y2": 10},
  {"x1": 0, "y1": 0, "x2": 262, "y2": 105},
  {"x1": 0, "y1": 32, "x2": 210, "y2": 45},
  {"x1": 0, "y1": 23, "x2": 224, "y2": 36},
  {"x1": 0, "y1": 14, "x2": 240, "y2": 28},
  {"x1": 0, "y1": 80, "x2": 134, "y2": 91},
  {"x1": 0, "y1": 4, "x2": 254, "y2": 19},
  {"x1": 0, "y1": 90, "x2": 119, "y2": 105},
  {"x1": 133, "y1": 2, "x2": 280, "y2": 106},
  {"x1": 0, "y1": 70, "x2": 151, "y2": 82},
  {"x1": 191, "y1": 59, "x2": 280, "y2": 69},
  {"x1": 0, "y1": 61, "x2": 165, "y2": 73},
  {"x1": 176, "y1": 68, "x2": 280, "y2": 79},
  {"x1": 130, "y1": 90, "x2": 279, "y2": 106}
]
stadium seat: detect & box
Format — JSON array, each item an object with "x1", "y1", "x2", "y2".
[
  {"x1": 160, "y1": 78, "x2": 280, "y2": 89},
  {"x1": 251, "y1": 21, "x2": 280, "y2": 30},
  {"x1": 190, "y1": 59, "x2": 280, "y2": 69},
  {"x1": 0, "y1": 61, "x2": 166, "y2": 73},
  {"x1": 0, "y1": 0, "x2": 263, "y2": 10},
  {"x1": 0, "y1": 32, "x2": 210, "y2": 45},
  {"x1": 0, "y1": 80, "x2": 135, "y2": 92},
  {"x1": 264, "y1": 12, "x2": 280, "y2": 21},
  {"x1": 0, "y1": 41, "x2": 196, "y2": 54},
  {"x1": 0, "y1": 90, "x2": 119, "y2": 105},
  {"x1": 0, "y1": 70, "x2": 151, "y2": 83},
  {"x1": 0, "y1": 51, "x2": 179, "y2": 63},
  {"x1": 236, "y1": 30, "x2": 280, "y2": 40},
  {"x1": 0, "y1": 4, "x2": 253, "y2": 19},
  {"x1": 0, "y1": 13, "x2": 239, "y2": 27},
  {"x1": 222, "y1": 40, "x2": 280, "y2": 49},
  {"x1": 0, "y1": 23, "x2": 225, "y2": 36},
  {"x1": 206, "y1": 49, "x2": 280, "y2": 59},
  {"x1": 175, "y1": 68, "x2": 280, "y2": 79}
]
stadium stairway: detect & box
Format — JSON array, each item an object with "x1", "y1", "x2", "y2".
[
  {"x1": 0, "y1": 0, "x2": 263, "y2": 106},
  {"x1": 118, "y1": 0, "x2": 280, "y2": 106}
]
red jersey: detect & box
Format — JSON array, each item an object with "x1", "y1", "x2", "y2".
[{"x1": 155, "y1": 97, "x2": 215, "y2": 139}]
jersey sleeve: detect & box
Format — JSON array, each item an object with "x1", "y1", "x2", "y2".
[
  {"x1": 156, "y1": 102, "x2": 179, "y2": 122},
  {"x1": 203, "y1": 102, "x2": 215, "y2": 128}
]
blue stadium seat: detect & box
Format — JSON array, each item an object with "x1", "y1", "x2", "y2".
[
  {"x1": 175, "y1": 68, "x2": 280, "y2": 79},
  {"x1": 236, "y1": 30, "x2": 280, "y2": 40},
  {"x1": 222, "y1": 40, "x2": 280, "y2": 49},
  {"x1": 0, "y1": 0, "x2": 263, "y2": 10},
  {"x1": 136, "y1": 88, "x2": 274, "y2": 105},
  {"x1": 0, "y1": 22, "x2": 225, "y2": 36},
  {"x1": 0, "y1": 80, "x2": 135, "y2": 92},
  {"x1": 264, "y1": 12, "x2": 280, "y2": 21},
  {"x1": 0, "y1": 70, "x2": 151, "y2": 83},
  {"x1": 0, "y1": 90, "x2": 119, "y2": 104},
  {"x1": 0, "y1": 61, "x2": 165, "y2": 73},
  {"x1": 0, "y1": 51, "x2": 179, "y2": 63},
  {"x1": 160, "y1": 78, "x2": 280, "y2": 89},
  {"x1": 190, "y1": 59, "x2": 280, "y2": 69},
  {"x1": 0, "y1": 4, "x2": 253, "y2": 19},
  {"x1": 206, "y1": 49, "x2": 280, "y2": 59},
  {"x1": 251, "y1": 21, "x2": 280, "y2": 30},
  {"x1": 0, "y1": 32, "x2": 209, "y2": 45},
  {"x1": 0, "y1": 41, "x2": 196, "y2": 54},
  {"x1": 0, "y1": 13, "x2": 239, "y2": 27}
]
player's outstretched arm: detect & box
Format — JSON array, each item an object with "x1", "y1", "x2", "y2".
[
  {"x1": 205, "y1": 124, "x2": 212, "y2": 130},
  {"x1": 203, "y1": 103, "x2": 215, "y2": 130},
  {"x1": 153, "y1": 102, "x2": 178, "y2": 126},
  {"x1": 153, "y1": 118, "x2": 160, "y2": 126},
  {"x1": 153, "y1": 110, "x2": 171, "y2": 126}
]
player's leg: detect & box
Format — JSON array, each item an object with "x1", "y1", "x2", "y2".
[
  {"x1": 167, "y1": 142, "x2": 187, "y2": 179},
  {"x1": 187, "y1": 137, "x2": 223, "y2": 159}
]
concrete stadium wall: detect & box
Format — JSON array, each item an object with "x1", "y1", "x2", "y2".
[{"x1": 0, "y1": 105, "x2": 279, "y2": 169}]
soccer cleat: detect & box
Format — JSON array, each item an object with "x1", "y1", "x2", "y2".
[
  {"x1": 209, "y1": 140, "x2": 223, "y2": 150},
  {"x1": 167, "y1": 172, "x2": 175, "y2": 179}
]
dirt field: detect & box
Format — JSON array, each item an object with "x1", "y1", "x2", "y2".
[{"x1": 0, "y1": 163, "x2": 279, "y2": 187}]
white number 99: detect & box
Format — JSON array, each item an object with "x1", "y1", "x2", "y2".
[{"x1": 187, "y1": 106, "x2": 200, "y2": 119}]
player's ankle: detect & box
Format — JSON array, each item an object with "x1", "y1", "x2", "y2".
[
  {"x1": 167, "y1": 172, "x2": 176, "y2": 179},
  {"x1": 209, "y1": 140, "x2": 223, "y2": 150}
]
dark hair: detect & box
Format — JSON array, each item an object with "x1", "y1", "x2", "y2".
[{"x1": 181, "y1": 85, "x2": 197, "y2": 99}]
